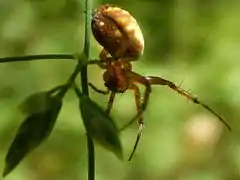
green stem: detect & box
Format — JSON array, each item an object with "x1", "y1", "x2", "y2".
[
  {"x1": 82, "y1": 0, "x2": 95, "y2": 180},
  {"x1": 0, "y1": 54, "x2": 75, "y2": 63}
]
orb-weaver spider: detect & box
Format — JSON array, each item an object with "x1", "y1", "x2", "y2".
[{"x1": 88, "y1": 4, "x2": 231, "y2": 160}]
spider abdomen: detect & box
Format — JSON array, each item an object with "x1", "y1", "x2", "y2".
[{"x1": 91, "y1": 4, "x2": 144, "y2": 60}]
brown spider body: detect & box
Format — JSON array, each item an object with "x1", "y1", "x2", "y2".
[{"x1": 89, "y1": 4, "x2": 231, "y2": 161}]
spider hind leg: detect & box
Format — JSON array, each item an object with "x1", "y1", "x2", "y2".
[{"x1": 146, "y1": 76, "x2": 231, "y2": 131}]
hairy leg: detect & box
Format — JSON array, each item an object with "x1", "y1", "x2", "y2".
[{"x1": 146, "y1": 76, "x2": 231, "y2": 131}]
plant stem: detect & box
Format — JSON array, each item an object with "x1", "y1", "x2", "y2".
[
  {"x1": 81, "y1": 0, "x2": 95, "y2": 180},
  {"x1": 0, "y1": 54, "x2": 75, "y2": 63}
]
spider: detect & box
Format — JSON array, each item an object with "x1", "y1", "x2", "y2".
[{"x1": 88, "y1": 4, "x2": 231, "y2": 160}]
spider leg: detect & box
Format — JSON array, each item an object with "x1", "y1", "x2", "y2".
[
  {"x1": 88, "y1": 82, "x2": 109, "y2": 95},
  {"x1": 128, "y1": 84, "x2": 144, "y2": 161},
  {"x1": 88, "y1": 82, "x2": 115, "y2": 114},
  {"x1": 88, "y1": 79, "x2": 115, "y2": 114},
  {"x1": 105, "y1": 92, "x2": 116, "y2": 114},
  {"x1": 126, "y1": 71, "x2": 152, "y2": 110},
  {"x1": 146, "y1": 76, "x2": 231, "y2": 131},
  {"x1": 99, "y1": 48, "x2": 109, "y2": 61},
  {"x1": 88, "y1": 59, "x2": 107, "y2": 69},
  {"x1": 119, "y1": 71, "x2": 151, "y2": 131},
  {"x1": 87, "y1": 49, "x2": 110, "y2": 69}
]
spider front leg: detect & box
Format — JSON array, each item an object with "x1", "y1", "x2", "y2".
[
  {"x1": 127, "y1": 71, "x2": 152, "y2": 110},
  {"x1": 119, "y1": 71, "x2": 152, "y2": 131},
  {"x1": 105, "y1": 92, "x2": 116, "y2": 114},
  {"x1": 88, "y1": 81, "x2": 115, "y2": 114},
  {"x1": 87, "y1": 49, "x2": 109, "y2": 69},
  {"x1": 114, "y1": 71, "x2": 152, "y2": 160},
  {"x1": 88, "y1": 57, "x2": 117, "y2": 114},
  {"x1": 88, "y1": 82, "x2": 109, "y2": 95},
  {"x1": 146, "y1": 76, "x2": 231, "y2": 131},
  {"x1": 128, "y1": 84, "x2": 144, "y2": 161},
  {"x1": 88, "y1": 59, "x2": 109, "y2": 94}
]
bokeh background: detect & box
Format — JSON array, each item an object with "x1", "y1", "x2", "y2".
[{"x1": 0, "y1": 0, "x2": 240, "y2": 180}]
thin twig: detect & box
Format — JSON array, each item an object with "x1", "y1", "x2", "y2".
[{"x1": 0, "y1": 54, "x2": 75, "y2": 63}]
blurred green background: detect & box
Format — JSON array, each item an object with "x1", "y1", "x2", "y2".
[{"x1": 0, "y1": 0, "x2": 240, "y2": 179}]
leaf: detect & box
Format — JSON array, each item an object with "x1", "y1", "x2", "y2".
[
  {"x1": 18, "y1": 91, "x2": 54, "y2": 115},
  {"x1": 2, "y1": 93, "x2": 62, "y2": 178},
  {"x1": 77, "y1": 91, "x2": 123, "y2": 159}
]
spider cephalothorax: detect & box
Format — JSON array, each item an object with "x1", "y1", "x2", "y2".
[
  {"x1": 103, "y1": 59, "x2": 133, "y2": 93},
  {"x1": 89, "y1": 4, "x2": 231, "y2": 160}
]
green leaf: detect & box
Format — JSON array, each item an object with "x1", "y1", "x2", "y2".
[
  {"x1": 18, "y1": 91, "x2": 55, "y2": 115},
  {"x1": 76, "y1": 88, "x2": 122, "y2": 159},
  {"x1": 2, "y1": 93, "x2": 62, "y2": 178}
]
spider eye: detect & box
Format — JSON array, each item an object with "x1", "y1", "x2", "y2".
[{"x1": 91, "y1": 4, "x2": 144, "y2": 60}]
